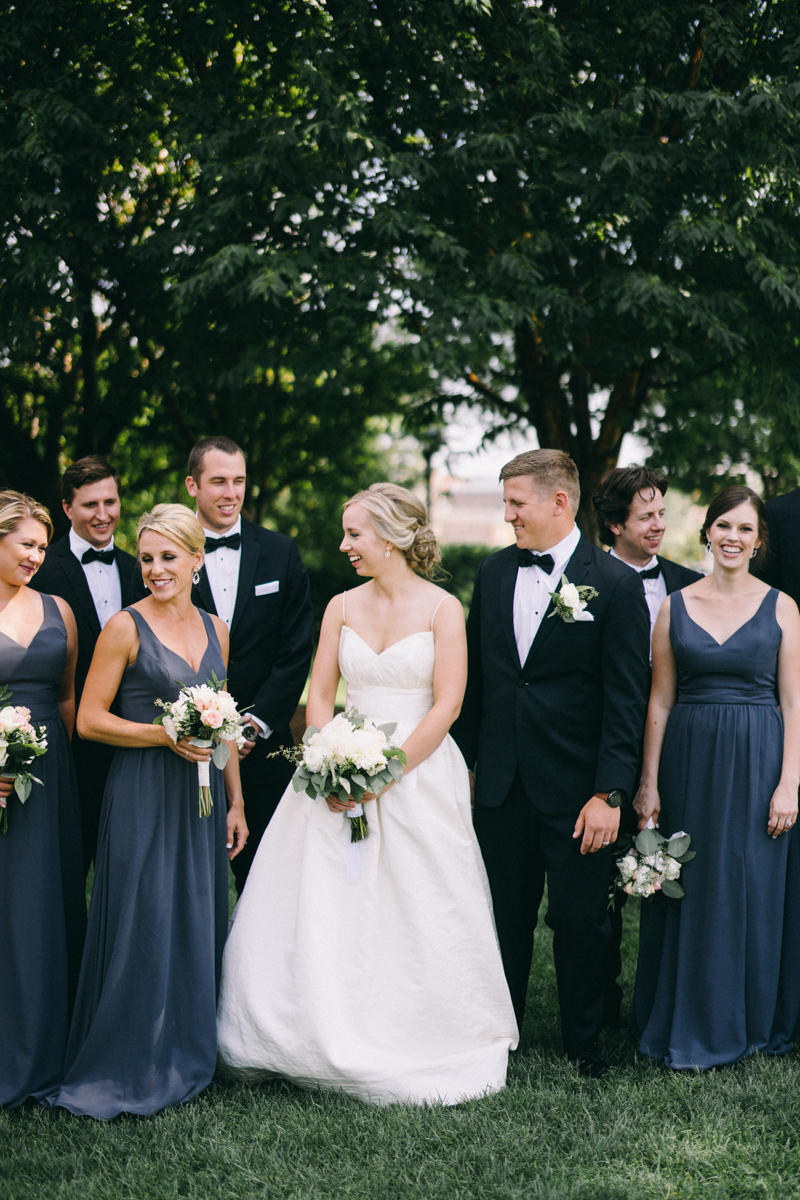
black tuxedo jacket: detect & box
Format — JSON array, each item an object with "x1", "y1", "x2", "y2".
[
  {"x1": 30, "y1": 535, "x2": 146, "y2": 706},
  {"x1": 192, "y1": 518, "x2": 313, "y2": 734},
  {"x1": 452, "y1": 535, "x2": 651, "y2": 816},
  {"x1": 752, "y1": 488, "x2": 800, "y2": 607},
  {"x1": 657, "y1": 555, "x2": 703, "y2": 594}
]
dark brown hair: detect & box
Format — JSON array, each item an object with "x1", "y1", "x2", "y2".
[
  {"x1": 592, "y1": 466, "x2": 670, "y2": 547},
  {"x1": 187, "y1": 437, "x2": 246, "y2": 483},
  {"x1": 700, "y1": 486, "x2": 768, "y2": 566},
  {"x1": 61, "y1": 456, "x2": 121, "y2": 505}
]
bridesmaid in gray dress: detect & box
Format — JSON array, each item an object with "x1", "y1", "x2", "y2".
[
  {"x1": 0, "y1": 491, "x2": 85, "y2": 1109},
  {"x1": 50, "y1": 504, "x2": 248, "y2": 1118},
  {"x1": 633, "y1": 486, "x2": 800, "y2": 1069}
]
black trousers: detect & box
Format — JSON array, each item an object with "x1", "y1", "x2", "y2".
[
  {"x1": 474, "y1": 772, "x2": 614, "y2": 1059},
  {"x1": 231, "y1": 728, "x2": 296, "y2": 895},
  {"x1": 72, "y1": 735, "x2": 115, "y2": 879}
]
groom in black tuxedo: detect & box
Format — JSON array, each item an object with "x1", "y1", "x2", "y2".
[
  {"x1": 186, "y1": 437, "x2": 314, "y2": 894},
  {"x1": 30, "y1": 456, "x2": 146, "y2": 874},
  {"x1": 453, "y1": 449, "x2": 651, "y2": 1076}
]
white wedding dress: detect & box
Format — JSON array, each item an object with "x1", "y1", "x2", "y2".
[{"x1": 216, "y1": 603, "x2": 518, "y2": 1105}]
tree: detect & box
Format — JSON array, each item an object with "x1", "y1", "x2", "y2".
[
  {"x1": 0, "y1": 0, "x2": 426, "y2": 530},
  {"x1": 321, "y1": 0, "x2": 800, "y2": 533}
]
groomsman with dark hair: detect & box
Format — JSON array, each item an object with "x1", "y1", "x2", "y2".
[
  {"x1": 453, "y1": 449, "x2": 651, "y2": 1076},
  {"x1": 751, "y1": 485, "x2": 800, "y2": 605},
  {"x1": 591, "y1": 465, "x2": 702, "y2": 1027},
  {"x1": 30, "y1": 455, "x2": 146, "y2": 875},
  {"x1": 186, "y1": 436, "x2": 314, "y2": 894},
  {"x1": 592, "y1": 466, "x2": 703, "y2": 643}
]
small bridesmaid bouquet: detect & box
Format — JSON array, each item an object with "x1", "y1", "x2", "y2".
[
  {"x1": 154, "y1": 673, "x2": 247, "y2": 816},
  {"x1": 0, "y1": 685, "x2": 48, "y2": 833},
  {"x1": 612, "y1": 827, "x2": 695, "y2": 901}
]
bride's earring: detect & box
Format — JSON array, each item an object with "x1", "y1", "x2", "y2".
[
  {"x1": 385, "y1": 546, "x2": 392, "y2": 558},
  {"x1": 192, "y1": 570, "x2": 201, "y2": 584}
]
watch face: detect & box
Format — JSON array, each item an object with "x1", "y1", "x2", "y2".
[{"x1": 607, "y1": 790, "x2": 624, "y2": 808}]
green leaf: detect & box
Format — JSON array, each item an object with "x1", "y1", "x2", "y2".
[
  {"x1": 211, "y1": 743, "x2": 230, "y2": 770},
  {"x1": 378, "y1": 723, "x2": 397, "y2": 738},
  {"x1": 634, "y1": 828, "x2": 660, "y2": 856},
  {"x1": 661, "y1": 880, "x2": 685, "y2": 900},
  {"x1": 666, "y1": 833, "x2": 691, "y2": 858},
  {"x1": 15, "y1": 777, "x2": 32, "y2": 803},
  {"x1": 674, "y1": 849, "x2": 696, "y2": 864}
]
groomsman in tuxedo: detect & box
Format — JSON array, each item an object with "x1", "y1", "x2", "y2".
[
  {"x1": 751, "y1": 486, "x2": 800, "y2": 605},
  {"x1": 452, "y1": 449, "x2": 651, "y2": 1076},
  {"x1": 591, "y1": 465, "x2": 702, "y2": 1026},
  {"x1": 185, "y1": 436, "x2": 314, "y2": 894},
  {"x1": 592, "y1": 466, "x2": 703, "y2": 646},
  {"x1": 30, "y1": 456, "x2": 146, "y2": 874}
]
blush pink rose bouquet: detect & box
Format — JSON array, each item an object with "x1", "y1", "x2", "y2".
[{"x1": 153, "y1": 672, "x2": 247, "y2": 816}]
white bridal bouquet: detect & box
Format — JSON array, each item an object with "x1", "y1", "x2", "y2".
[
  {"x1": 286, "y1": 708, "x2": 407, "y2": 844},
  {"x1": 612, "y1": 826, "x2": 695, "y2": 900},
  {"x1": 153, "y1": 672, "x2": 247, "y2": 816},
  {"x1": 0, "y1": 685, "x2": 48, "y2": 833}
]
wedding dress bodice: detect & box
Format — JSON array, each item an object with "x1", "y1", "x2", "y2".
[{"x1": 338, "y1": 625, "x2": 435, "y2": 727}]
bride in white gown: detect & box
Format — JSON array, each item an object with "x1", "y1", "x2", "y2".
[{"x1": 217, "y1": 482, "x2": 518, "y2": 1105}]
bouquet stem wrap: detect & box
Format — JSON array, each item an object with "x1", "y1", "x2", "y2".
[{"x1": 191, "y1": 738, "x2": 214, "y2": 817}]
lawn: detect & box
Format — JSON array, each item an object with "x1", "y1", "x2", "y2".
[{"x1": 2, "y1": 887, "x2": 799, "y2": 1200}]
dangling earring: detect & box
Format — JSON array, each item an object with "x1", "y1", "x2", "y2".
[
  {"x1": 750, "y1": 548, "x2": 758, "y2": 560},
  {"x1": 385, "y1": 546, "x2": 392, "y2": 558},
  {"x1": 192, "y1": 570, "x2": 201, "y2": 584}
]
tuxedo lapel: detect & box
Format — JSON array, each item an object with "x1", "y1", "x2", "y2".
[
  {"x1": 193, "y1": 565, "x2": 217, "y2": 616},
  {"x1": 230, "y1": 521, "x2": 259, "y2": 637},
  {"x1": 523, "y1": 535, "x2": 593, "y2": 668},
  {"x1": 116, "y1": 548, "x2": 134, "y2": 602},
  {"x1": 499, "y1": 551, "x2": 521, "y2": 668},
  {"x1": 56, "y1": 539, "x2": 101, "y2": 636}
]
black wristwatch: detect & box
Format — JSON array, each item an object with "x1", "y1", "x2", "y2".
[{"x1": 603, "y1": 789, "x2": 627, "y2": 809}]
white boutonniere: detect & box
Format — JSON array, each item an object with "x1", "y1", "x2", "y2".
[{"x1": 548, "y1": 575, "x2": 598, "y2": 623}]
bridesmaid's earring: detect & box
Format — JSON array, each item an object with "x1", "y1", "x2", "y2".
[
  {"x1": 750, "y1": 548, "x2": 758, "y2": 560},
  {"x1": 192, "y1": 570, "x2": 201, "y2": 584}
]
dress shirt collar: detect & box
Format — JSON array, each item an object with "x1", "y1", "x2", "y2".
[
  {"x1": 199, "y1": 515, "x2": 242, "y2": 540},
  {"x1": 69, "y1": 527, "x2": 115, "y2": 559},
  {"x1": 610, "y1": 548, "x2": 659, "y2": 574},
  {"x1": 525, "y1": 523, "x2": 581, "y2": 575}
]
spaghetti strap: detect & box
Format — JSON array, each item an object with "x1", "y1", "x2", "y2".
[
  {"x1": 342, "y1": 592, "x2": 347, "y2": 623},
  {"x1": 430, "y1": 594, "x2": 453, "y2": 631}
]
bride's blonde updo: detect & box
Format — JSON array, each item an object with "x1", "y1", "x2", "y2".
[{"x1": 344, "y1": 483, "x2": 442, "y2": 577}]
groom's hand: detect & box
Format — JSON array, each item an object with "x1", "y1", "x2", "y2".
[{"x1": 573, "y1": 795, "x2": 620, "y2": 855}]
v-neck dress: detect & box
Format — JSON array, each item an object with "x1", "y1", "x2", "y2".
[
  {"x1": 216, "y1": 616, "x2": 518, "y2": 1105},
  {"x1": 0, "y1": 592, "x2": 85, "y2": 1109},
  {"x1": 50, "y1": 606, "x2": 229, "y2": 1118},
  {"x1": 635, "y1": 588, "x2": 800, "y2": 1068}
]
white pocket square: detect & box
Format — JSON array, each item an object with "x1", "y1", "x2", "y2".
[
  {"x1": 255, "y1": 580, "x2": 280, "y2": 596},
  {"x1": 573, "y1": 611, "x2": 594, "y2": 622}
]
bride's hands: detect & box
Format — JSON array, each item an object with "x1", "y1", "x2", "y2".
[
  {"x1": 768, "y1": 780, "x2": 798, "y2": 838},
  {"x1": 324, "y1": 781, "x2": 395, "y2": 813}
]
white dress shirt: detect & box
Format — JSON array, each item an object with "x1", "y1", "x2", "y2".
[
  {"x1": 513, "y1": 524, "x2": 582, "y2": 665},
  {"x1": 199, "y1": 516, "x2": 271, "y2": 741},
  {"x1": 201, "y1": 516, "x2": 241, "y2": 630},
  {"x1": 610, "y1": 548, "x2": 667, "y2": 645},
  {"x1": 69, "y1": 528, "x2": 122, "y2": 629}
]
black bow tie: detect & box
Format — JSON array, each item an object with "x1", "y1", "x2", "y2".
[
  {"x1": 205, "y1": 533, "x2": 241, "y2": 553},
  {"x1": 639, "y1": 564, "x2": 661, "y2": 580},
  {"x1": 81, "y1": 547, "x2": 115, "y2": 566},
  {"x1": 517, "y1": 549, "x2": 555, "y2": 573}
]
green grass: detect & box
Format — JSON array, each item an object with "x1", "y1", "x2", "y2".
[{"x1": 3, "y1": 894, "x2": 799, "y2": 1200}]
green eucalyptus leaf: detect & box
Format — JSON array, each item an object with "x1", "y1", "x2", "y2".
[
  {"x1": 674, "y1": 850, "x2": 696, "y2": 864},
  {"x1": 15, "y1": 777, "x2": 32, "y2": 802},
  {"x1": 378, "y1": 722, "x2": 397, "y2": 737},
  {"x1": 211, "y1": 743, "x2": 230, "y2": 770},
  {"x1": 635, "y1": 828, "x2": 660, "y2": 856},
  {"x1": 661, "y1": 879, "x2": 685, "y2": 900},
  {"x1": 666, "y1": 834, "x2": 691, "y2": 858}
]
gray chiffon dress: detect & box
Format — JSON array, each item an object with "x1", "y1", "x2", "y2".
[
  {"x1": 0, "y1": 593, "x2": 85, "y2": 1109},
  {"x1": 50, "y1": 606, "x2": 229, "y2": 1118},
  {"x1": 635, "y1": 588, "x2": 800, "y2": 1068}
]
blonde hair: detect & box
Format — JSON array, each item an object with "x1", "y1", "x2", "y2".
[
  {"x1": 0, "y1": 490, "x2": 53, "y2": 543},
  {"x1": 500, "y1": 449, "x2": 581, "y2": 512},
  {"x1": 344, "y1": 482, "x2": 441, "y2": 576},
  {"x1": 136, "y1": 503, "x2": 205, "y2": 555}
]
